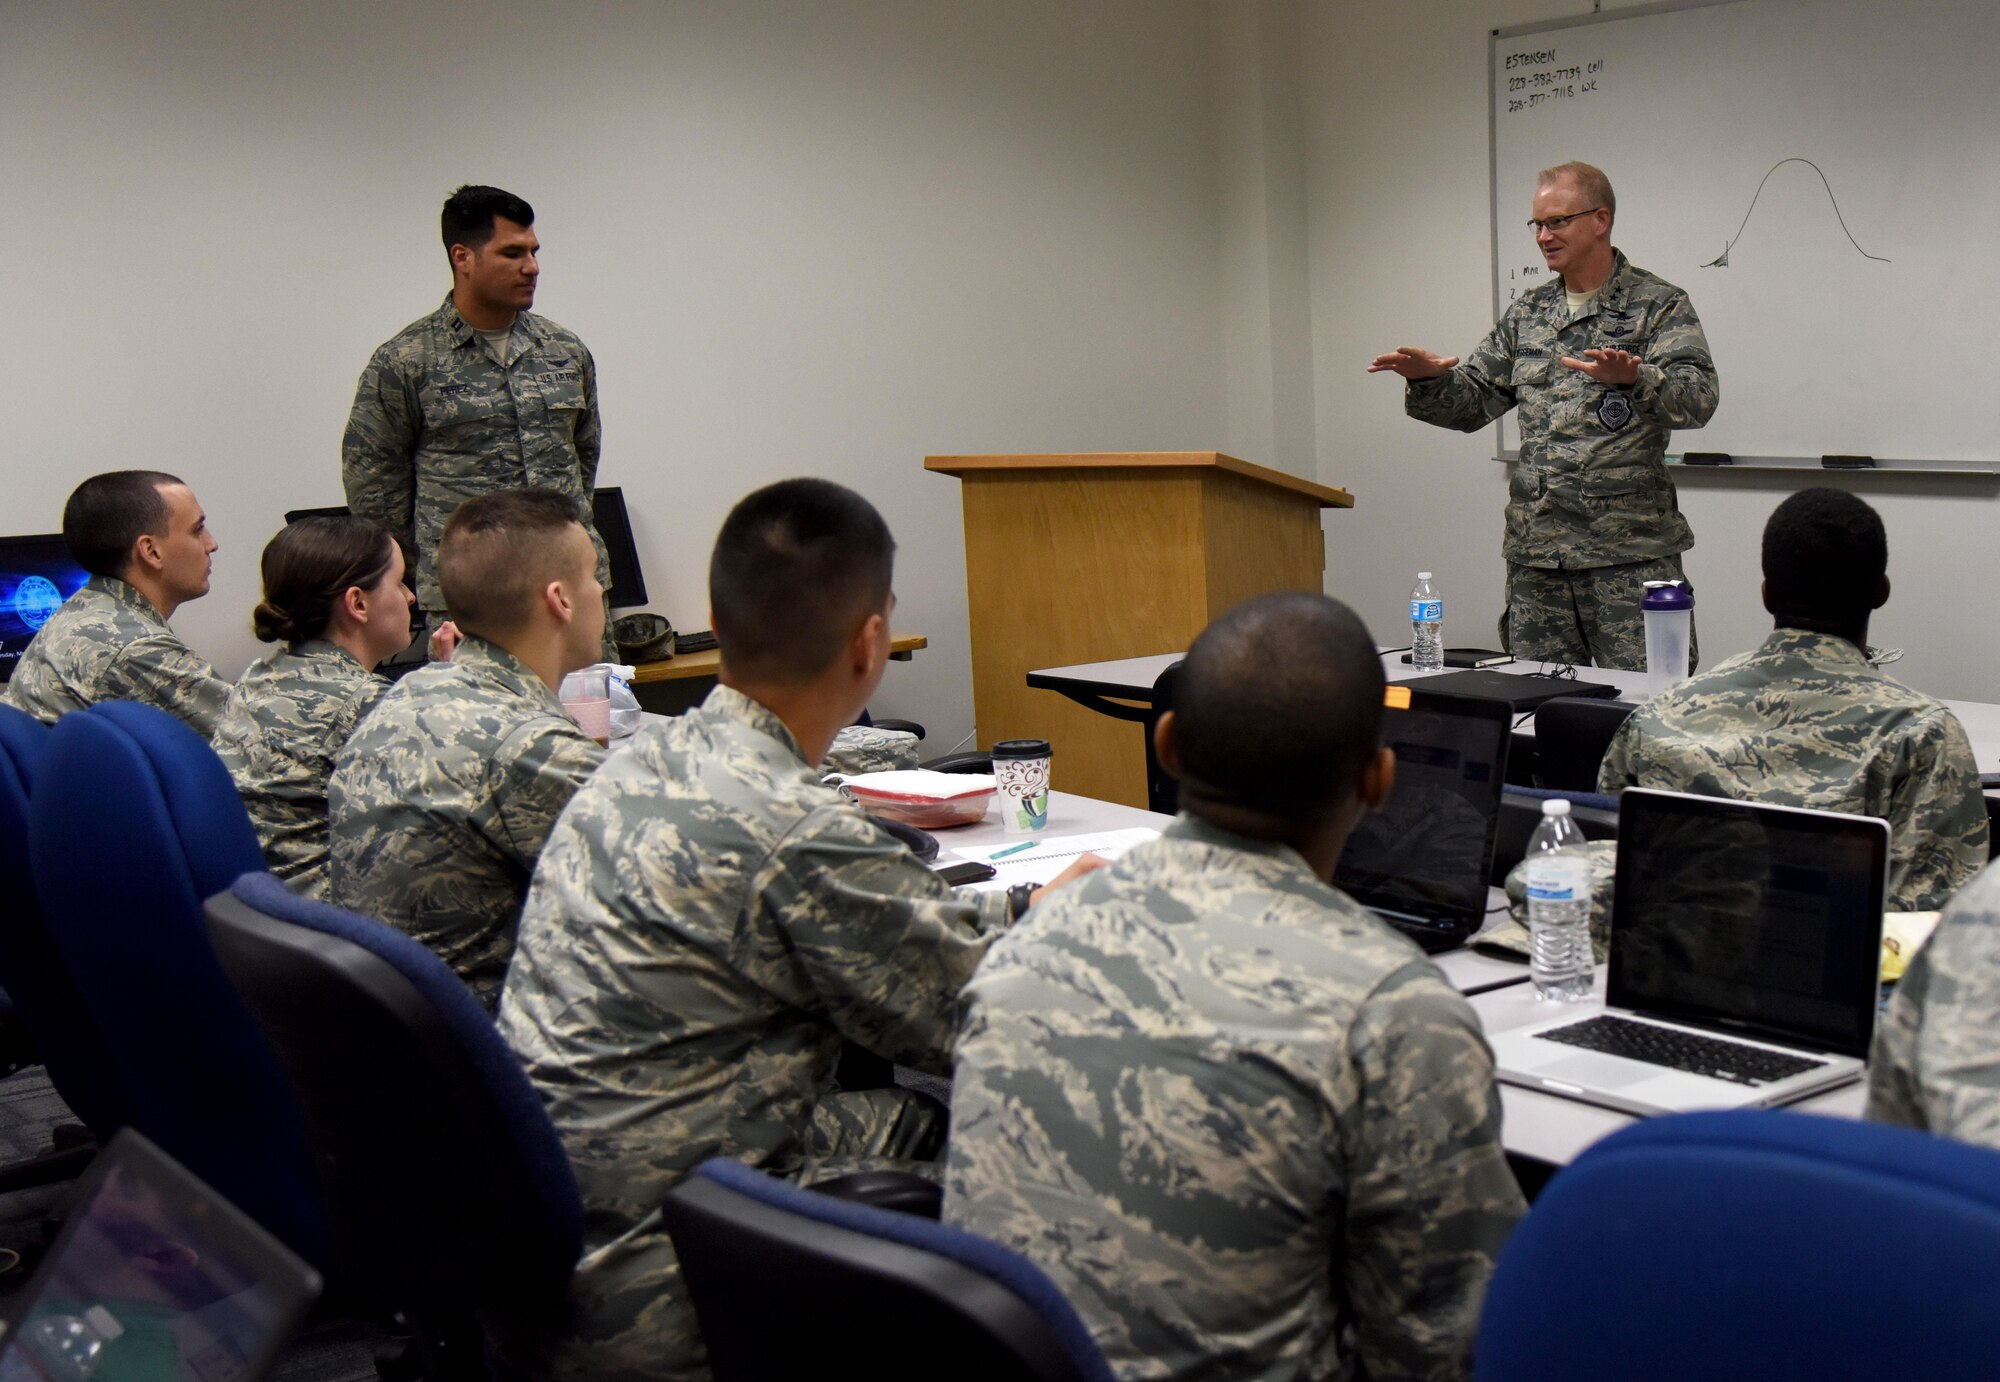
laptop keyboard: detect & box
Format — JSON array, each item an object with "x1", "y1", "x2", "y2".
[{"x1": 1535, "y1": 1015, "x2": 1828, "y2": 1086}]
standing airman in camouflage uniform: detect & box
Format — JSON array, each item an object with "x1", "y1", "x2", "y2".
[
  {"x1": 342, "y1": 185, "x2": 613, "y2": 652},
  {"x1": 1598, "y1": 489, "x2": 1986, "y2": 913},
  {"x1": 5, "y1": 471, "x2": 229, "y2": 736},
  {"x1": 212, "y1": 515, "x2": 419, "y2": 897},
  {"x1": 944, "y1": 592, "x2": 1525, "y2": 1382},
  {"x1": 495, "y1": 480, "x2": 1095, "y2": 1381},
  {"x1": 1868, "y1": 861, "x2": 2000, "y2": 1146},
  {"x1": 329, "y1": 490, "x2": 606, "y2": 1005},
  {"x1": 1372, "y1": 161, "x2": 1718, "y2": 669}
]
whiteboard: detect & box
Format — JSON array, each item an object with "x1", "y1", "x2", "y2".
[{"x1": 1489, "y1": 0, "x2": 2000, "y2": 464}]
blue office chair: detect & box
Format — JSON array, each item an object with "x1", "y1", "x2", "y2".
[
  {"x1": 1476, "y1": 1110, "x2": 2000, "y2": 1380},
  {"x1": 0, "y1": 706, "x2": 107, "y2": 1183},
  {"x1": 661, "y1": 1156, "x2": 1116, "y2": 1382},
  {"x1": 26, "y1": 701, "x2": 324, "y2": 1260},
  {"x1": 205, "y1": 872, "x2": 583, "y2": 1380}
]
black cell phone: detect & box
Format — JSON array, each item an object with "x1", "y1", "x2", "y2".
[{"x1": 934, "y1": 861, "x2": 998, "y2": 886}]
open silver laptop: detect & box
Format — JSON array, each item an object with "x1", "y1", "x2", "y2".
[
  {"x1": 1489, "y1": 788, "x2": 1888, "y2": 1116},
  {"x1": 0, "y1": 1129, "x2": 321, "y2": 1381}
]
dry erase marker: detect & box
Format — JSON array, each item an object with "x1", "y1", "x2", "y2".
[{"x1": 991, "y1": 840, "x2": 1038, "y2": 860}]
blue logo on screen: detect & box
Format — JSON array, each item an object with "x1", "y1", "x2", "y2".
[{"x1": 13, "y1": 576, "x2": 62, "y2": 632}]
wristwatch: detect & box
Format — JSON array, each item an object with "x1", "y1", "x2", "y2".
[{"x1": 1006, "y1": 882, "x2": 1036, "y2": 921}]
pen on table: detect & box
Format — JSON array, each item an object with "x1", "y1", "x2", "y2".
[{"x1": 991, "y1": 840, "x2": 1038, "y2": 860}]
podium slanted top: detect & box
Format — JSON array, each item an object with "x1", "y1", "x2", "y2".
[{"x1": 923, "y1": 452, "x2": 1354, "y2": 509}]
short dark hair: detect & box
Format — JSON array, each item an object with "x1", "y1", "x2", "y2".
[
  {"x1": 441, "y1": 184, "x2": 535, "y2": 254},
  {"x1": 253, "y1": 516, "x2": 398, "y2": 648},
  {"x1": 1762, "y1": 487, "x2": 1887, "y2": 625},
  {"x1": 709, "y1": 479, "x2": 895, "y2": 684},
  {"x1": 438, "y1": 488, "x2": 586, "y2": 638},
  {"x1": 1170, "y1": 592, "x2": 1385, "y2": 827},
  {"x1": 62, "y1": 471, "x2": 184, "y2": 578}
]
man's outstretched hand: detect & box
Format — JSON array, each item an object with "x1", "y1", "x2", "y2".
[
  {"x1": 1560, "y1": 348, "x2": 1642, "y2": 385},
  {"x1": 1367, "y1": 346, "x2": 1459, "y2": 380}
]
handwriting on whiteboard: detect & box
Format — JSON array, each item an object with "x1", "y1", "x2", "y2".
[{"x1": 1504, "y1": 52, "x2": 1605, "y2": 113}]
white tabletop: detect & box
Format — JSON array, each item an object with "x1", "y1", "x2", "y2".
[
  {"x1": 1469, "y1": 973, "x2": 1868, "y2": 1165},
  {"x1": 1030, "y1": 651, "x2": 2000, "y2": 772}
]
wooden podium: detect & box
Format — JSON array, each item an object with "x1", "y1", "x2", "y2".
[{"x1": 925, "y1": 452, "x2": 1354, "y2": 806}]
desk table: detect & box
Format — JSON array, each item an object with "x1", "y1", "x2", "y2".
[
  {"x1": 633, "y1": 633, "x2": 928, "y2": 684},
  {"x1": 627, "y1": 634, "x2": 927, "y2": 714},
  {"x1": 1031, "y1": 651, "x2": 2000, "y2": 775}
]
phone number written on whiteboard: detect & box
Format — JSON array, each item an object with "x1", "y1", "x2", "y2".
[{"x1": 1502, "y1": 50, "x2": 1604, "y2": 113}]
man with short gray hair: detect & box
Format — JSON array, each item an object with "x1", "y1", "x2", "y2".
[{"x1": 1371, "y1": 160, "x2": 1718, "y2": 669}]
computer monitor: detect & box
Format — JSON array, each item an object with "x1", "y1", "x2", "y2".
[
  {"x1": 283, "y1": 489, "x2": 650, "y2": 609},
  {"x1": 0, "y1": 535, "x2": 88, "y2": 684},
  {"x1": 591, "y1": 487, "x2": 649, "y2": 609}
]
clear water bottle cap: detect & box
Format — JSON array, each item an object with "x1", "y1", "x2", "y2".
[
  {"x1": 1417, "y1": 571, "x2": 1433, "y2": 581},
  {"x1": 1542, "y1": 798, "x2": 1571, "y2": 816}
]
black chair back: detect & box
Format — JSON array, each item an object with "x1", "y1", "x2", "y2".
[
  {"x1": 1534, "y1": 696, "x2": 1640, "y2": 792},
  {"x1": 1140, "y1": 660, "x2": 1183, "y2": 815},
  {"x1": 204, "y1": 876, "x2": 582, "y2": 1321},
  {"x1": 663, "y1": 1159, "x2": 1114, "y2": 1382}
]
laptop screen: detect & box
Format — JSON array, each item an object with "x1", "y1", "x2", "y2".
[
  {"x1": 1336, "y1": 688, "x2": 1512, "y2": 921},
  {"x1": 0, "y1": 535, "x2": 88, "y2": 685},
  {"x1": 0, "y1": 1130, "x2": 319, "y2": 1382},
  {"x1": 1609, "y1": 788, "x2": 1888, "y2": 1058}
]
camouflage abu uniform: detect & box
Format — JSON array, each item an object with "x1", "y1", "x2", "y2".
[
  {"x1": 3, "y1": 575, "x2": 229, "y2": 736},
  {"x1": 341, "y1": 294, "x2": 608, "y2": 619},
  {"x1": 327, "y1": 636, "x2": 603, "y2": 1004},
  {"x1": 210, "y1": 641, "x2": 388, "y2": 899},
  {"x1": 1598, "y1": 628, "x2": 1987, "y2": 912},
  {"x1": 1406, "y1": 250, "x2": 1718, "y2": 668},
  {"x1": 942, "y1": 815, "x2": 1526, "y2": 1382},
  {"x1": 495, "y1": 683, "x2": 1012, "y2": 1381},
  {"x1": 1868, "y1": 861, "x2": 2000, "y2": 1146}
]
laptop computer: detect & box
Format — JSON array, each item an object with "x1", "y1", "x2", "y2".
[
  {"x1": 0, "y1": 1129, "x2": 321, "y2": 1381},
  {"x1": 1336, "y1": 686, "x2": 1512, "y2": 954},
  {"x1": 1488, "y1": 788, "x2": 1888, "y2": 1116},
  {"x1": 1393, "y1": 668, "x2": 1620, "y2": 711}
]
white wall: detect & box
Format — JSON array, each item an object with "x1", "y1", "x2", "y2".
[
  {"x1": 1, "y1": 0, "x2": 1228, "y2": 746},
  {"x1": 1300, "y1": 0, "x2": 2000, "y2": 702},
  {"x1": 12, "y1": 0, "x2": 1992, "y2": 731}
]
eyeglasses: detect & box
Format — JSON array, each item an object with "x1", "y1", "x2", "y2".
[{"x1": 1528, "y1": 207, "x2": 1603, "y2": 234}]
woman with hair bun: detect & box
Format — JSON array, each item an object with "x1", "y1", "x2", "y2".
[{"x1": 212, "y1": 515, "x2": 432, "y2": 896}]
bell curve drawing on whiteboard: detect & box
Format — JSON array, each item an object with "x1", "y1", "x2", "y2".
[
  {"x1": 1700, "y1": 158, "x2": 1889, "y2": 269},
  {"x1": 1489, "y1": 0, "x2": 1999, "y2": 466}
]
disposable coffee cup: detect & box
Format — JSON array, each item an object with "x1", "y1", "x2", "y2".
[
  {"x1": 992, "y1": 738, "x2": 1053, "y2": 834},
  {"x1": 561, "y1": 668, "x2": 614, "y2": 747},
  {"x1": 1641, "y1": 581, "x2": 1694, "y2": 700}
]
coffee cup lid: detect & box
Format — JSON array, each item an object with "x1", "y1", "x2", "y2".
[{"x1": 991, "y1": 738, "x2": 1052, "y2": 759}]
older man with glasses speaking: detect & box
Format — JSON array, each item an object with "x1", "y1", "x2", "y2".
[{"x1": 1370, "y1": 161, "x2": 1718, "y2": 671}]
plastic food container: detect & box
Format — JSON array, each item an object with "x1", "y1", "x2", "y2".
[{"x1": 838, "y1": 773, "x2": 996, "y2": 829}]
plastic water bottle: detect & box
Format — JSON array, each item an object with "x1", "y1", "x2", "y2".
[
  {"x1": 1524, "y1": 799, "x2": 1595, "y2": 1001},
  {"x1": 1409, "y1": 572, "x2": 1443, "y2": 671}
]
